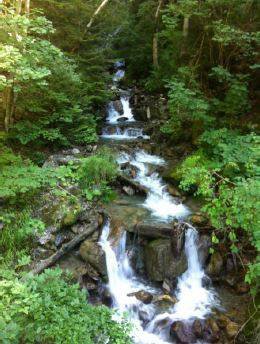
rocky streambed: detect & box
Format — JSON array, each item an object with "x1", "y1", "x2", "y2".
[{"x1": 30, "y1": 62, "x2": 251, "y2": 344}]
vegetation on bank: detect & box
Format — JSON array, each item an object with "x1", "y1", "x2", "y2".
[
  {"x1": 0, "y1": 0, "x2": 259, "y2": 342},
  {"x1": 119, "y1": 0, "x2": 259, "y2": 296}
]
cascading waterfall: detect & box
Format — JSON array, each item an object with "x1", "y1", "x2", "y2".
[
  {"x1": 99, "y1": 61, "x2": 219, "y2": 343},
  {"x1": 101, "y1": 63, "x2": 149, "y2": 140},
  {"x1": 99, "y1": 221, "x2": 218, "y2": 343},
  {"x1": 118, "y1": 150, "x2": 190, "y2": 220}
]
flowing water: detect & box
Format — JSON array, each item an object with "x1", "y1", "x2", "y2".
[{"x1": 99, "y1": 62, "x2": 219, "y2": 343}]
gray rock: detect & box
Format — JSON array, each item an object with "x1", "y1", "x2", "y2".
[
  {"x1": 206, "y1": 252, "x2": 224, "y2": 277},
  {"x1": 128, "y1": 290, "x2": 153, "y2": 304},
  {"x1": 122, "y1": 185, "x2": 135, "y2": 196},
  {"x1": 80, "y1": 240, "x2": 106, "y2": 276},
  {"x1": 144, "y1": 238, "x2": 187, "y2": 282}
]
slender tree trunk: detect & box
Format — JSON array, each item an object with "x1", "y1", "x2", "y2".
[
  {"x1": 16, "y1": 0, "x2": 22, "y2": 14},
  {"x1": 153, "y1": 0, "x2": 163, "y2": 68},
  {"x1": 87, "y1": 0, "x2": 109, "y2": 28},
  {"x1": 181, "y1": 16, "x2": 190, "y2": 57},
  {"x1": 25, "y1": 0, "x2": 30, "y2": 15},
  {"x1": 183, "y1": 16, "x2": 189, "y2": 38}
]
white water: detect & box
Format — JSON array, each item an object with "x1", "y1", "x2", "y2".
[
  {"x1": 117, "y1": 150, "x2": 190, "y2": 221},
  {"x1": 106, "y1": 96, "x2": 135, "y2": 124},
  {"x1": 99, "y1": 221, "x2": 171, "y2": 344},
  {"x1": 102, "y1": 127, "x2": 150, "y2": 140},
  {"x1": 99, "y1": 62, "x2": 218, "y2": 343},
  {"x1": 99, "y1": 221, "x2": 217, "y2": 343}
]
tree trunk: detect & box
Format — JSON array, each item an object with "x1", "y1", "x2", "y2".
[
  {"x1": 183, "y1": 16, "x2": 189, "y2": 38},
  {"x1": 181, "y1": 16, "x2": 190, "y2": 57},
  {"x1": 16, "y1": 0, "x2": 22, "y2": 14},
  {"x1": 153, "y1": 0, "x2": 163, "y2": 68},
  {"x1": 25, "y1": 0, "x2": 30, "y2": 15},
  {"x1": 87, "y1": 0, "x2": 110, "y2": 28},
  {"x1": 4, "y1": 86, "x2": 14, "y2": 132},
  {"x1": 153, "y1": 34, "x2": 159, "y2": 68}
]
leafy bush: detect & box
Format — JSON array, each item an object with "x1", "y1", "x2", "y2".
[
  {"x1": 161, "y1": 79, "x2": 212, "y2": 141},
  {"x1": 175, "y1": 129, "x2": 260, "y2": 290},
  {"x1": 0, "y1": 209, "x2": 45, "y2": 254},
  {"x1": 0, "y1": 269, "x2": 131, "y2": 344},
  {"x1": 78, "y1": 149, "x2": 117, "y2": 202}
]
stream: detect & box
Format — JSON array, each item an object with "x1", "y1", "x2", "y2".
[{"x1": 99, "y1": 62, "x2": 220, "y2": 343}]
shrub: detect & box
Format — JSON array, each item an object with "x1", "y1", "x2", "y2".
[{"x1": 0, "y1": 269, "x2": 131, "y2": 344}]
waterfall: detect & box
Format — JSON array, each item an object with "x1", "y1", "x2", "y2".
[
  {"x1": 99, "y1": 61, "x2": 219, "y2": 343},
  {"x1": 117, "y1": 150, "x2": 190, "y2": 221},
  {"x1": 99, "y1": 222, "x2": 218, "y2": 343}
]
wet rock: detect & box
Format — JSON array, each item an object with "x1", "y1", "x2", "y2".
[
  {"x1": 206, "y1": 252, "x2": 224, "y2": 277},
  {"x1": 80, "y1": 240, "x2": 106, "y2": 276},
  {"x1": 190, "y1": 212, "x2": 208, "y2": 227},
  {"x1": 128, "y1": 290, "x2": 153, "y2": 304},
  {"x1": 170, "y1": 321, "x2": 196, "y2": 344},
  {"x1": 99, "y1": 286, "x2": 113, "y2": 307},
  {"x1": 153, "y1": 294, "x2": 177, "y2": 306},
  {"x1": 203, "y1": 318, "x2": 220, "y2": 343},
  {"x1": 192, "y1": 319, "x2": 203, "y2": 339},
  {"x1": 197, "y1": 235, "x2": 211, "y2": 267},
  {"x1": 167, "y1": 185, "x2": 182, "y2": 198},
  {"x1": 122, "y1": 185, "x2": 135, "y2": 196},
  {"x1": 162, "y1": 279, "x2": 172, "y2": 294},
  {"x1": 144, "y1": 238, "x2": 187, "y2": 281},
  {"x1": 54, "y1": 230, "x2": 74, "y2": 248},
  {"x1": 117, "y1": 117, "x2": 128, "y2": 122},
  {"x1": 138, "y1": 310, "x2": 151, "y2": 324},
  {"x1": 108, "y1": 219, "x2": 125, "y2": 248},
  {"x1": 113, "y1": 99, "x2": 123, "y2": 114},
  {"x1": 225, "y1": 321, "x2": 239, "y2": 339}
]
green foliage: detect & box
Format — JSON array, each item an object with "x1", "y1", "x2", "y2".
[
  {"x1": 0, "y1": 146, "x2": 57, "y2": 201},
  {"x1": 175, "y1": 129, "x2": 260, "y2": 289},
  {"x1": 0, "y1": 5, "x2": 99, "y2": 147},
  {"x1": 78, "y1": 149, "x2": 117, "y2": 203},
  {"x1": 0, "y1": 208, "x2": 45, "y2": 254},
  {"x1": 161, "y1": 79, "x2": 212, "y2": 141},
  {"x1": 0, "y1": 268, "x2": 131, "y2": 344}
]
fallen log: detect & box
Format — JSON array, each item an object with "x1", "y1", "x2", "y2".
[
  {"x1": 30, "y1": 220, "x2": 99, "y2": 275},
  {"x1": 117, "y1": 173, "x2": 148, "y2": 195}
]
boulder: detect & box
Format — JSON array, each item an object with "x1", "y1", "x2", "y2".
[
  {"x1": 203, "y1": 318, "x2": 220, "y2": 343},
  {"x1": 190, "y1": 212, "x2": 208, "y2": 227},
  {"x1": 35, "y1": 190, "x2": 83, "y2": 230},
  {"x1": 206, "y1": 252, "x2": 224, "y2": 277},
  {"x1": 197, "y1": 235, "x2": 211, "y2": 267},
  {"x1": 80, "y1": 240, "x2": 106, "y2": 276},
  {"x1": 167, "y1": 185, "x2": 182, "y2": 198},
  {"x1": 112, "y1": 99, "x2": 123, "y2": 114},
  {"x1": 170, "y1": 321, "x2": 196, "y2": 344},
  {"x1": 128, "y1": 290, "x2": 153, "y2": 304},
  {"x1": 192, "y1": 319, "x2": 203, "y2": 339},
  {"x1": 117, "y1": 117, "x2": 128, "y2": 122},
  {"x1": 144, "y1": 238, "x2": 187, "y2": 282},
  {"x1": 153, "y1": 294, "x2": 177, "y2": 306}
]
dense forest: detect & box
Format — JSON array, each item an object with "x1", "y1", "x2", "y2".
[{"x1": 0, "y1": 1, "x2": 259, "y2": 343}]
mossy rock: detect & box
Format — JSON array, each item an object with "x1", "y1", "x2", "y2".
[{"x1": 35, "y1": 190, "x2": 83, "y2": 229}]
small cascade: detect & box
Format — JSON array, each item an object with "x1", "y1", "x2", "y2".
[
  {"x1": 99, "y1": 61, "x2": 220, "y2": 343},
  {"x1": 99, "y1": 222, "x2": 218, "y2": 343},
  {"x1": 118, "y1": 150, "x2": 189, "y2": 221},
  {"x1": 101, "y1": 62, "x2": 149, "y2": 140}
]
